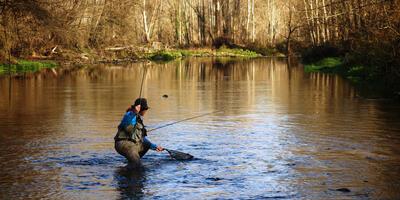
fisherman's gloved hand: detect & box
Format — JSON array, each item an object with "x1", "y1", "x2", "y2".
[{"x1": 156, "y1": 146, "x2": 164, "y2": 152}]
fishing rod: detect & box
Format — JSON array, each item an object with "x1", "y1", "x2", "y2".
[
  {"x1": 138, "y1": 63, "x2": 147, "y2": 99},
  {"x1": 147, "y1": 110, "x2": 222, "y2": 132},
  {"x1": 136, "y1": 63, "x2": 149, "y2": 115}
]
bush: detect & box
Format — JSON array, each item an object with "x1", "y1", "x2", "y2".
[
  {"x1": 247, "y1": 43, "x2": 282, "y2": 56},
  {"x1": 301, "y1": 44, "x2": 342, "y2": 64},
  {"x1": 217, "y1": 46, "x2": 260, "y2": 57},
  {"x1": 212, "y1": 37, "x2": 237, "y2": 49},
  {"x1": 149, "y1": 51, "x2": 182, "y2": 61},
  {"x1": 304, "y1": 57, "x2": 343, "y2": 72}
]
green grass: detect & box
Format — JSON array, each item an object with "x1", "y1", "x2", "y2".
[
  {"x1": 0, "y1": 60, "x2": 58, "y2": 74},
  {"x1": 303, "y1": 57, "x2": 368, "y2": 79},
  {"x1": 304, "y1": 57, "x2": 371, "y2": 85},
  {"x1": 304, "y1": 57, "x2": 343, "y2": 73},
  {"x1": 147, "y1": 51, "x2": 183, "y2": 61},
  {"x1": 217, "y1": 46, "x2": 260, "y2": 57},
  {"x1": 146, "y1": 47, "x2": 260, "y2": 62}
]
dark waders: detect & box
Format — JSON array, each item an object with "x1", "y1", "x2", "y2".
[
  {"x1": 115, "y1": 140, "x2": 150, "y2": 169},
  {"x1": 114, "y1": 114, "x2": 149, "y2": 169}
]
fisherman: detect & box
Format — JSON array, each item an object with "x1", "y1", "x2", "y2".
[{"x1": 114, "y1": 98, "x2": 164, "y2": 168}]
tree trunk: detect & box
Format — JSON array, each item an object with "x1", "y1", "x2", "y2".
[
  {"x1": 246, "y1": 0, "x2": 251, "y2": 41},
  {"x1": 142, "y1": 0, "x2": 150, "y2": 43},
  {"x1": 303, "y1": 0, "x2": 315, "y2": 45},
  {"x1": 251, "y1": 0, "x2": 255, "y2": 42},
  {"x1": 322, "y1": 0, "x2": 330, "y2": 41}
]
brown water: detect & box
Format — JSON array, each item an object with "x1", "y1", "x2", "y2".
[{"x1": 1, "y1": 58, "x2": 400, "y2": 200}]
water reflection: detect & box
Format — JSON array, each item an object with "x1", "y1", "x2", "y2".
[
  {"x1": 0, "y1": 58, "x2": 400, "y2": 199},
  {"x1": 114, "y1": 167, "x2": 146, "y2": 200}
]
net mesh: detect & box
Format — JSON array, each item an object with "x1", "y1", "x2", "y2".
[{"x1": 166, "y1": 149, "x2": 194, "y2": 160}]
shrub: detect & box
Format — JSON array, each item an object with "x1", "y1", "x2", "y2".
[
  {"x1": 301, "y1": 44, "x2": 342, "y2": 64},
  {"x1": 304, "y1": 57, "x2": 342, "y2": 72},
  {"x1": 149, "y1": 51, "x2": 182, "y2": 61}
]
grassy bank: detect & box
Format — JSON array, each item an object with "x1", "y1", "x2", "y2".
[
  {"x1": 0, "y1": 60, "x2": 57, "y2": 74},
  {"x1": 304, "y1": 57, "x2": 368, "y2": 83},
  {"x1": 304, "y1": 57, "x2": 343, "y2": 73},
  {"x1": 302, "y1": 46, "x2": 399, "y2": 98},
  {"x1": 145, "y1": 47, "x2": 262, "y2": 62},
  {"x1": 0, "y1": 46, "x2": 275, "y2": 74}
]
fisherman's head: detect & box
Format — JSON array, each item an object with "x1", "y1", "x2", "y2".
[{"x1": 133, "y1": 98, "x2": 149, "y2": 115}]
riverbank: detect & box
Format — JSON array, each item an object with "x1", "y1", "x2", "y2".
[
  {"x1": 0, "y1": 46, "x2": 283, "y2": 75},
  {"x1": 0, "y1": 60, "x2": 57, "y2": 74},
  {"x1": 99, "y1": 45, "x2": 283, "y2": 63},
  {"x1": 304, "y1": 57, "x2": 372, "y2": 84},
  {"x1": 147, "y1": 47, "x2": 260, "y2": 61},
  {"x1": 302, "y1": 46, "x2": 400, "y2": 99}
]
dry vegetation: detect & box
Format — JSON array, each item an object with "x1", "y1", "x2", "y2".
[{"x1": 0, "y1": 0, "x2": 399, "y2": 93}]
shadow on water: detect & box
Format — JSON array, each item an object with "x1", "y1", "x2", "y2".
[
  {"x1": 113, "y1": 153, "x2": 203, "y2": 199},
  {"x1": 114, "y1": 167, "x2": 146, "y2": 200}
]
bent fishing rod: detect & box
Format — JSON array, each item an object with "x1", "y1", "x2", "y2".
[{"x1": 147, "y1": 110, "x2": 222, "y2": 132}]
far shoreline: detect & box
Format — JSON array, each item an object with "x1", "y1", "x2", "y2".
[{"x1": 0, "y1": 46, "x2": 285, "y2": 75}]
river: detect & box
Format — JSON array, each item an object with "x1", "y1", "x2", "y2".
[{"x1": 1, "y1": 58, "x2": 400, "y2": 199}]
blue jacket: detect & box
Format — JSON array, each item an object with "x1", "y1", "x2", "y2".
[{"x1": 118, "y1": 111, "x2": 158, "y2": 150}]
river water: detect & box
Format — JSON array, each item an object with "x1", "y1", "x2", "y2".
[{"x1": 0, "y1": 58, "x2": 400, "y2": 200}]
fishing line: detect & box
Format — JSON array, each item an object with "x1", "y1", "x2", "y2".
[
  {"x1": 137, "y1": 63, "x2": 148, "y2": 111},
  {"x1": 148, "y1": 110, "x2": 223, "y2": 132},
  {"x1": 138, "y1": 63, "x2": 147, "y2": 99}
]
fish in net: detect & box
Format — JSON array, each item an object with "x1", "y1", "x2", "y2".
[{"x1": 165, "y1": 149, "x2": 194, "y2": 161}]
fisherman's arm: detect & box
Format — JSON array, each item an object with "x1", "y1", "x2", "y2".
[
  {"x1": 143, "y1": 137, "x2": 163, "y2": 152},
  {"x1": 130, "y1": 114, "x2": 137, "y2": 125}
]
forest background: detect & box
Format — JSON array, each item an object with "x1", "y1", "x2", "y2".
[{"x1": 1, "y1": 0, "x2": 399, "y2": 96}]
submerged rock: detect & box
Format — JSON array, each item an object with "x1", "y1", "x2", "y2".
[
  {"x1": 336, "y1": 188, "x2": 351, "y2": 193},
  {"x1": 206, "y1": 177, "x2": 222, "y2": 181}
]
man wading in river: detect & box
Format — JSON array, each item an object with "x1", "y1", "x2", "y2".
[{"x1": 114, "y1": 98, "x2": 164, "y2": 168}]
